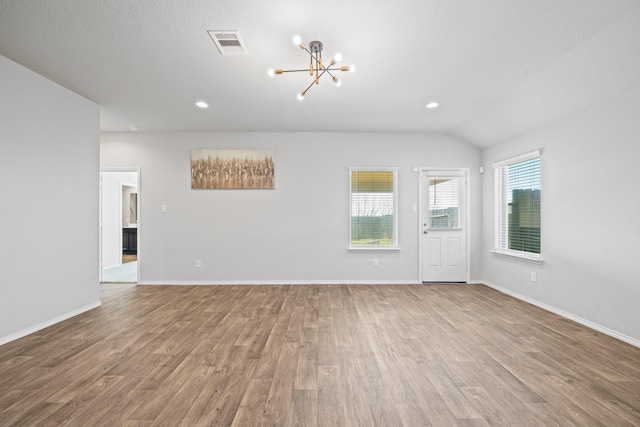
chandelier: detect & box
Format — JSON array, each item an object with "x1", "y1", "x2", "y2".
[{"x1": 268, "y1": 35, "x2": 355, "y2": 100}]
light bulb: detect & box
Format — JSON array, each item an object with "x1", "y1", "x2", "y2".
[
  {"x1": 195, "y1": 101, "x2": 209, "y2": 109},
  {"x1": 333, "y1": 76, "x2": 341, "y2": 86},
  {"x1": 297, "y1": 92, "x2": 305, "y2": 101},
  {"x1": 293, "y1": 35, "x2": 301, "y2": 45},
  {"x1": 334, "y1": 53, "x2": 343, "y2": 63},
  {"x1": 267, "y1": 68, "x2": 275, "y2": 77},
  {"x1": 426, "y1": 102, "x2": 440, "y2": 109},
  {"x1": 349, "y1": 65, "x2": 356, "y2": 73}
]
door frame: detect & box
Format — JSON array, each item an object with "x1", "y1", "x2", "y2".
[
  {"x1": 99, "y1": 167, "x2": 141, "y2": 283},
  {"x1": 418, "y1": 167, "x2": 470, "y2": 283}
]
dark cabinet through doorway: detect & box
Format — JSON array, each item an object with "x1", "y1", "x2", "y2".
[{"x1": 123, "y1": 228, "x2": 137, "y2": 254}]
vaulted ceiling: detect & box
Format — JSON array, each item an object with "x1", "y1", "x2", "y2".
[{"x1": 1, "y1": 0, "x2": 639, "y2": 147}]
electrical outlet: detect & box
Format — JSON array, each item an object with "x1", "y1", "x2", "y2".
[
  {"x1": 195, "y1": 259, "x2": 202, "y2": 268},
  {"x1": 373, "y1": 259, "x2": 380, "y2": 267},
  {"x1": 530, "y1": 272, "x2": 537, "y2": 282}
]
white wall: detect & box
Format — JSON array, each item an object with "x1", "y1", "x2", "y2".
[
  {"x1": 101, "y1": 132, "x2": 482, "y2": 284},
  {"x1": 0, "y1": 55, "x2": 100, "y2": 344},
  {"x1": 481, "y1": 81, "x2": 640, "y2": 345},
  {"x1": 481, "y1": 6, "x2": 640, "y2": 346}
]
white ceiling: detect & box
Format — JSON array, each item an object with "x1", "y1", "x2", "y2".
[{"x1": 1, "y1": 0, "x2": 639, "y2": 148}]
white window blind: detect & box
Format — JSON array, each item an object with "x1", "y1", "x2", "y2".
[
  {"x1": 494, "y1": 151, "x2": 541, "y2": 256},
  {"x1": 428, "y1": 175, "x2": 462, "y2": 229},
  {"x1": 350, "y1": 168, "x2": 398, "y2": 248}
]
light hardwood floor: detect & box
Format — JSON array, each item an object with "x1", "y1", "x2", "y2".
[{"x1": 1, "y1": 284, "x2": 639, "y2": 426}]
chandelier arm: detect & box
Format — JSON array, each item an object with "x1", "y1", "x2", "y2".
[
  {"x1": 300, "y1": 67, "x2": 331, "y2": 95},
  {"x1": 313, "y1": 67, "x2": 330, "y2": 86},
  {"x1": 277, "y1": 67, "x2": 347, "y2": 73},
  {"x1": 322, "y1": 68, "x2": 336, "y2": 79},
  {"x1": 314, "y1": 51, "x2": 320, "y2": 81},
  {"x1": 318, "y1": 62, "x2": 349, "y2": 79},
  {"x1": 316, "y1": 67, "x2": 330, "y2": 80},
  {"x1": 281, "y1": 67, "x2": 345, "y2": 73},
  {"x1": 279, "y1": 69, "x2": 314, "y2": 73},
  {"x1": 302, "y1": 79, "x2": 316, "y2": 93}
]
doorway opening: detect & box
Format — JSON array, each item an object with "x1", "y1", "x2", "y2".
[{"x1": 100, "y1": 168, "x2": 140, "y2": 283}]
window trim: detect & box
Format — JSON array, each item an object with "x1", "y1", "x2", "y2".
[
  {"x1": 490, "y1": 248, "x2": 543, "y2": 263},
  {"x1": 349, "y1": 167, "x2": 399, "y2": 251},
  {"x1": 493, "y1": 150, "x2": 542, "y2": 262},
  {"x1": 492, "y1": 150, "x2": 541, "y2": 169}
]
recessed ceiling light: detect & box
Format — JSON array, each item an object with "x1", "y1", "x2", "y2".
[
  {"x1": 195, "y1": 101, "x2": 209, "y2": 109},
  {"x1": 426, "y1": 102, "x2": 440, "y2": 109},
  {"x1": 128, "y1": 124, "x2": 140, "y2": 131}
]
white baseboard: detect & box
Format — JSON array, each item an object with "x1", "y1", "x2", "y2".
[
  {"x1": 138, "y1": 280, "x2": 422, "y2": 286},
  {"x1": 0, "y1": 301, "x2": 102, "y2": 346},
  {"x1": 481, "y1": 280, "x2": 640, "y2": 349}
]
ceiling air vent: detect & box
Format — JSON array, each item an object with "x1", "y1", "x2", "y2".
[{"x1": 208, "y1": 30, "x2": 248, "y2": 55}]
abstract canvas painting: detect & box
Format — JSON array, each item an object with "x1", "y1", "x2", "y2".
[{"x1": 191, "y1": 149, "x2": 275, "y2": 189}]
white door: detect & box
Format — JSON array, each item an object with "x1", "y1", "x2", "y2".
[{"x1": 420, "y1": 169, "x2": 468, "y2": 282}]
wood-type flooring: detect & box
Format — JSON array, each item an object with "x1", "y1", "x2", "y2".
[{"x1": 1, "y1": 284, "x2": 639, "y2": 426}]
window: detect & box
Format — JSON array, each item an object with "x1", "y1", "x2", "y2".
[
  {"x1": 494, "y1": 151, "x2": 541, "y2": 259},
  {"x1": 428, "y1": 174, "x2": 462, "y2": 229},
  {"x1": 350, "y1": 168, "x2": 398, "y2": 249}
]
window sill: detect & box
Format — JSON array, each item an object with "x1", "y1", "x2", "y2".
[
  {"x1": 348, "y1": 246, "x2": 401, "y2": 252},
  {"x1": 490, "y1": 249, "x2": 543, "y2": 264}
]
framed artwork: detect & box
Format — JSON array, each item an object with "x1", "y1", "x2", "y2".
[{"x1": 191, "y1": 149, "x2": 275, "y2": 189}]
